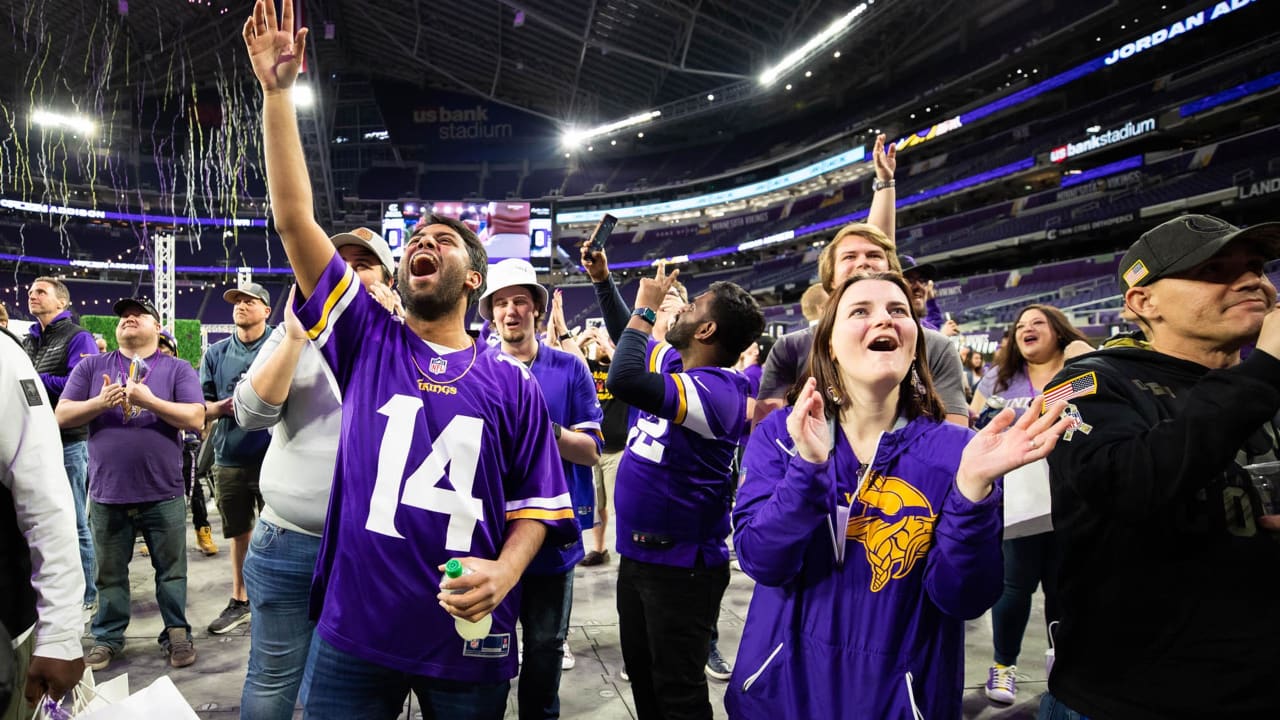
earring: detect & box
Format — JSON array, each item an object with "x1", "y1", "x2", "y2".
[
  {"x1": 826, "y1": 385, "x2": 842, "y2": 405},
  {"x1": 910, "y1": 363, "x2": 926, "y2": 397}
]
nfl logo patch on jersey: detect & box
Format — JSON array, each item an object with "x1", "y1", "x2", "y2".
[{"x1": 429, "y1": 357, "x2": 448, "y2": 375}]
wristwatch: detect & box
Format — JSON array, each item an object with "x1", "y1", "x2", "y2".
[
  {"x1": 558, "y1": 332, "x2": 574, "y2": 342},
  {"x1": 632, "y1": 307, "x2": 657, "y2": 325},
  {"x1": 873, "y1": 179, "x2": 896, "y2": 192}
]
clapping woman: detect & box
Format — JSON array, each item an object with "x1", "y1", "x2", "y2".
[{"x1": 726, "y1": 273, "x2": 1072, "y2": 719}]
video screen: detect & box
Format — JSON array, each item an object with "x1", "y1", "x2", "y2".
[{"x1": 383, "y1": 201, "x2": 552, "y2": 262}]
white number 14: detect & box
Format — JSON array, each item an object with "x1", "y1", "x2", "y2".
[{"x1": 367, "y1": 394, "x2": 485, "y2": 553}]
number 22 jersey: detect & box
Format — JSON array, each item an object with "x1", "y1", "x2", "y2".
[{"x1": 294, "y1": 253, "x2": 576, "y2": 682}]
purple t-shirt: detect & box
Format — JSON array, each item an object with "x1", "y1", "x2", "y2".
[
  {"x1": 294, "y1": 252, "x2": 576, "y2": 683},
  {"x1": 976, "y1": 366, "x2": 1037, "y2": 418},
  {"x1": 61, "y1": 350, "x2": 203, "y2": 504},
  {"x1": 615, "y1": 340, "x2": 749, "y2": 568}
]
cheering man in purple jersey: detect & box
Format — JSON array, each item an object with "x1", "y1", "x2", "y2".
[
  {"x1": 589, "y1": 252, "x2": 764, "y2": 719},
  {"x1": 245, "y1": 2, "x2": 576, "y2": 718}
]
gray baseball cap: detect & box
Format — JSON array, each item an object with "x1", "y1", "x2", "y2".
[
  {"x1": 223, "y1": 282, "x2": 271, "y2": 306},
  {"x1": 331, "y1": 227, "x2": 396, "y2": 280}
]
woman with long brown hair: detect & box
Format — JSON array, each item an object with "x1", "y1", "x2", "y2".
[
  {"x1": 969, "y1": 304, "x2": 1092, "y2": 706},
  {"x1": 727, "y1": 274, "x2": 1073, "y2": 719}
]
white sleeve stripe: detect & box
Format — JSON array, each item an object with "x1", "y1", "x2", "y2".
[
  {"x1": 677, "y1": 372, "x2": 717, "y2": 439},
  {"x1": 570, "y1": 421, "x2": 602, "y2": 431},
  {"x1": 313, "y1": 271, "x2": 362, "y2": 349},
  {"x1": 504, "y1": 493, "x2": 573, "y2": 511}
]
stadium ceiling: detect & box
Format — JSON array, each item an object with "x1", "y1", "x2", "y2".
[{"x1": 0, "y1": 0, "x2": 1068, "y2": 128}]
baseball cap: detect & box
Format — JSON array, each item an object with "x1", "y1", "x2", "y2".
[
  {"x1": 331, "y1": 227, "x2": 395, "y2": 280},
  {"x1": 477, "y1": 258, "x2": 548, "y2": 321},
  {"x1": 158, "y1": 329, "x2": 178, "y2": 353},
  {"x1": 1120, "y1": 214, "x2": 1280, "y2": 289},
  {"x1": 223, "y1": 282, "x2": 271, "y2": 306},
  {"x1": 113, "y1": 297, "x2": 160, "y2": 322},
  {"x1": 899, "y1": 255, "x2": 938, "y2": 281}
]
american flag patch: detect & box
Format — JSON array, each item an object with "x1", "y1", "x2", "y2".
[
  {"x1": 1123, "y1": 260, "x2": 1149, "y2": 287},
  {"x1": 429, "y1": 357, "x2": 448, "y2": 374},
  {"x1": 1043, "y1": 372, "x2": 1097, "y2": 411}
]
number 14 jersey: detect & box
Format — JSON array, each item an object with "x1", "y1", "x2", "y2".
[{"x1": 295, "y1": 253, "x2": 576, "y2": 683}]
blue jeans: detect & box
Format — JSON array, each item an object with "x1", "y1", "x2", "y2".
[
  {"x1": 63, "y1": 441, "x2": 95, "y2": 605},
  {"x1": 240, "y1": 519, "x2": 321, "y2": 720},
  {"x1": 992, "y1": 532, "x2": 1061, "y2": 666},
  {"x1": 89, "y1": 497, "x2": 189, "y2": 651},
  {"x1": 1038, "y1": 692, "x2": 1089, "y2": 719},
  {"x1": 300, "y1": 634, "x2": 509, "y2": 720},
  {"x1": 518, "y1": 571, "x2": 573, "y2": 720}
]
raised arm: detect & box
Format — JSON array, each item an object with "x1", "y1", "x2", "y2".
[
  {"x1": 581, "y1": 242, "x2": 631, "y2": 342},
  {"x1": 244, "y1": 0, "x2": 330, "y2": 297},
  {"x1": 868, "y1": 133, "x2": 897, "y2": 242}
]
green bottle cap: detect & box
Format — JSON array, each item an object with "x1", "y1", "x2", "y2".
[{"x1": 444, "y1": 558, "x2": 464, "y2": 579}]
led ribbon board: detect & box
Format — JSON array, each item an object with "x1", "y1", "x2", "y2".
[{"x1": 555, "y1": 145, "x2": 866, "y2": 224}]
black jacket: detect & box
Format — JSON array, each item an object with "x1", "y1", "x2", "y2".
[
  {"x1": 22, "y1": 315, "x2": 93, "y2": 443},
  {"x1": 1046, "y1": 346, "x2": 1280, "y2": 720}
]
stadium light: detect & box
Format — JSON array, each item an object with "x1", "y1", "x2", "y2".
[
  {"x1": 31, "y1": 109, "x2": 96, "y2": 136},
  {"x1": 293, "y1": 84, "x2": 315, "y2": 109},
  {"x1": 758, "y1": 3, "x2": 868, "y2": 86},
  {"x1": 561, "y1": 109, "x2": 661, "y2": 149}
]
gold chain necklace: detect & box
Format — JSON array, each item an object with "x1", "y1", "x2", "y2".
[{"x1": 409, "y1": 340, "x2": 479, "y2": 385}]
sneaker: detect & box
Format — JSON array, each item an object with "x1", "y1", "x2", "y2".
[
  {"x1": 705, "y1": 646, "x2": 732, "y2": 681},
  {"x1": 620, "y1": 668, "x2": 629, "y2": 682},
  {"x1": 164, "y1": 627, "x2": 196, "y2": 668},
  {"x1": 85, "y1": 645, "x2": 114, "y2": 671},
  {"x1": 195, "y1": 526, "x2": 219, "y2": 556},
  {"x1": 207, "y1": 598, "x2": 251, "y2": 634},
  {"x1": 139, "y1": 543, "x2": 150, "y2": 558},
  {"x1": 561, "y1": 642, "x2": 576, "y2": 670},
  {"x1": 985, "y1": 663, "x2": 1017, "y2": 704},
  {"x1": 580, "y1": 550, "x2": 610, "y2": 566}
]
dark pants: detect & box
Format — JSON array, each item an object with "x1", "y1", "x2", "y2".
[
  {"x1": 89, "y1": 497, "x2": 190, "y2": 651},
  {"x1": 617, "y1": 557, "x2": 728, "y2": 720},
  {"x1": 300, "y1": 635, "x2": 509, "y2": 720},
  {"x1": 992, "y1": 531, "x2": 1061, "y2": 666},
  {"x1": 1038, "y1": 692, "x2": 1089, "y2": 719},
  {"x1": 518, "y1": 571, "x2": 573, "y2": 720},
  {"x1": 183, "y1": 443, "x2": 209, "y2": 530}
]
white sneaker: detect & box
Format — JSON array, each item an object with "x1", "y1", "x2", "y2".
[
  {"x1": 561, "y1": 642, "x2": 576, "y2": 670},
  {"x1": 620, "y1": 668, "x2": 630, "y2": 682},
  {"x1": 984, "y1": 663, "x2": 1017, "y2": 704}
]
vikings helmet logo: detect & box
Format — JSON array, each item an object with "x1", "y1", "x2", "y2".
[{"x1": 846, "y1": 474, "x2": 937, "y2": 592}]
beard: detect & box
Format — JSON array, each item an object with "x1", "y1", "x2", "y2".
[
  {"x1": 398, "y1": 257, "x2": 470, "y2": 321},
  {"x1": 498, "y1": 324, "x2": 530, "y2": 344},
  {"x1": 665, "y1": 316, "x2": 694, "y2": 350}
]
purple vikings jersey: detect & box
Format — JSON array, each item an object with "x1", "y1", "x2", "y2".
[
  {"x1": 525, "y1": 343, "x2": 604, "y2": 574},
  {"x1": 615, "y1": 340, "x2": 749, "y2": 568},
  {"x1": 294, "y1": 253, "x2": 576, "y2": 683}
]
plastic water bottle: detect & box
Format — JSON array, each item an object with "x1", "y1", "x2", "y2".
[{"x1": 443, "y1": 559, "x2": 492, "y2": 641}]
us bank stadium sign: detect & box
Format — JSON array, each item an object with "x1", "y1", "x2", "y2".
[{"x1": 1051, "y1": 118, "x2": 1157, "y2": 163}]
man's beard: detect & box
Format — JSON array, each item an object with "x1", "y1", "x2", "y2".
[
  {"x1": 398, "y1": 259, "x2": 469, "y2": 321},
  {"x1": 665, "y1": 316, "x2": 694, "y2": 350},
  {"x1": 499, "y1": 324, "x2": 529, "y2": 345}
]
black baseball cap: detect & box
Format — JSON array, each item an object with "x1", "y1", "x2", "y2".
[
  {"x1": 899, "y1": 254, "x2": 938, "y2": 281},
  {"x1": 113, "y1": 297, "x2": 160, "y2": 322},
  {"x1": 1120, "y1": 214, "x2": 1280, "y2": 289}
]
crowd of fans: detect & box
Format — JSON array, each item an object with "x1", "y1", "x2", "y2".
[{"x1": 3, "y1": 2, "x2": 1280, "y2": 719}]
